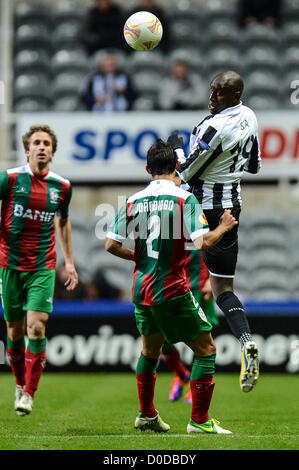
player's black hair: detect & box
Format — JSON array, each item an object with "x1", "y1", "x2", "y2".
[{"x1": 147, "y1": 139, "x2": 177, "y2": 176}]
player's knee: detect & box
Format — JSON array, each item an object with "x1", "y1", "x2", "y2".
[
  {"x1": 142, "y1": 345, "x2": 162, "y2": 360},
  {"x1": 7, "y1": 329, "x2": 24, "y2": 342},
  {"x1": 6, "y1": 323, "x2": 25, "y2": 342},
  {"x1": 189, "y1": 333, "x2": 216, "y2": 356},
  {"x1": 27, "y1": 320, "x2": 46, "y2": 338},
  {"x1": 195, "y1": 341, "x2": 216, "y2": 356}
]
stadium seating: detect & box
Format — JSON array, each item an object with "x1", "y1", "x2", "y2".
[
  {"x1": 169, "y1": 19, "x2": 202, "y2": 50},
  {"x1": 166, "y1": 1, "x2": 202, "y2": 23},
  {"x1": 131, "y1": 71, "x2": 163, "y2": 96},
  {"x1": 51, "y1": 49, "x2": 90, "y2": 76},
  {"x1": 247, "y1": 229, "x2": 287, "y2": 252},
  {"x1": 15, "y1": 49, "x2": 51, "y2": 76},
  {"x1": 52, "y1": 22, "x2": 84, "y2": 52},
  {"x1": 281, "y1": 22, "x2": 299, "y2": 48},
  {"x1": 51, "y1": 0, "x2": 87, "y2": 25},
  {"x1": 14, "y1": 97, "x2": 50, "y2": 112},
  {"x1": 14, "y1": 72, "x2": 52, "y2": 106},
  {"x1": 206, "y1": 47, "x2": 242, "y2": 77},
  {"x1": 283, "y1": 47, "x2": 299, "y2": 72},
  {"x1": 52, "y1": 72, "x2": 86, "y2": 99},
  {"x1": 282, "y1": 0, "x2": 299, "y2": 22},
  {"x1": 132, "y1": 97, "x2": 156, "y2": 111},
  {"x1": 14, "y1": 1, "x2": 51, "y2": 28},
  {"x1": 243, "y1": 46, "x2": 280, "y2": 74},
  {"x1": 128, "y1": 50, "x2": 167, "y2": 75},
  {"x1": 204, "y1": 0, "x2": 237, "y2": 22},
  {"x1": 52, "y1": 96, "x2": 83, "y2": 112},
  {"x1": 246, "y1": 95, "x2": 281, "y2": 111},
  {"x1": 246, "y1": 71, "x2": 281, "y2": 98},
  {"x1": 203, "y1": 20, "x2": 240, "y2": 49},
  {"x1": 250, "y1": 270, "x2": 292, "y2": 300},
  {"x1": 12, "y1": 0, "x2": 299, "y2": 111},
  {"x1": 14, "y1": 24, "x2": 51, "y2": 53},
  {"x1": 242, "y1": 24, "x2": 281, "y2": 49}
]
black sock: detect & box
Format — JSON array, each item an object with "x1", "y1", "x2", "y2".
[{"x1": 216, "y1": 291, "x2": 252, "y2": 345}]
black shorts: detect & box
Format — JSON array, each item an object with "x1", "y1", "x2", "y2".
[{"x1": 203, "y1": 207, "x2": 241, "y2": 277}]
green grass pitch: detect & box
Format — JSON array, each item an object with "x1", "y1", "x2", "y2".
[{"x1": 0, "y1": 372, "x2": 298, "y2": 450}]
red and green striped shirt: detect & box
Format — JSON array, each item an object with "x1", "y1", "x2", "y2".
[
  {"x1": 107, "y1": 179, "x2": 209, "y2": 305},
  {"x1": 184, "y1": 244, "x2": 209, "y2": 295},
  {"x1": 0, "y1": 164, "x2": 72, "y2": 271}
]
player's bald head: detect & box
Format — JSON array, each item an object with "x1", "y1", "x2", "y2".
[
  {"x1": 209, "y1": 71, "x2": 244, "y2": 114},
  {"x1": 212, "y1": 71, "x2": 244, "y2": 95}
]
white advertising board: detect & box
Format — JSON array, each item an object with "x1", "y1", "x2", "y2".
[{"x1": 16, "y1": 111, "x2": 299, "y2": 182}]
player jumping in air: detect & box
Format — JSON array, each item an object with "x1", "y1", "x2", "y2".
[
  {"x1": 168, "y1": 70, "x2": 262, "y2": 392},
  {"x1": 106, "y1": 139, "x2": 237, "y2": 434},
  {"x1": 0, "y1": 125, "x2": 78, "y2": 415}
]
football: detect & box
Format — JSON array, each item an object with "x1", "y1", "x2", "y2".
[{"x1": 123, "y1": 11, "x2": 163, "y2": 51}]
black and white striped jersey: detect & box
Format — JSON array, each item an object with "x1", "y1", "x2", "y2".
[{"x1": 177, "y1": 103, "x2": 262, "y2": 209}]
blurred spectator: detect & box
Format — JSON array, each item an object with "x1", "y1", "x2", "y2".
[
  {"x1": 55, "y1": 263, "x2": 86, "y2": 300},
  {"x1": 84, "y1": 269, "x2": 126, "y2": 300},
  {"x1": 157, "y1": 59, "x2": 206, "y2": 111},
  {"x1": 80, "y1": 51, "x2": 137, "y2": 111},
  {"x1": 238, "y1": 0, "x2": 282, "y2": 28},
  {"x1": 127, "y1": 0, "x2": 170, "y2": 52},
  {"x1": 79, "y1": 0, "x2": 126, "y2": 55}
]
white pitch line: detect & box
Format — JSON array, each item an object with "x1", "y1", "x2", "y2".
[{"x1": 0, "y1": 434, "x2": 298, "y2": 439}]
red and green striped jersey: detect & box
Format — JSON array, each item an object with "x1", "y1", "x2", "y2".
[
  {"x1": 184, "y1": 244, "x2": 209, "y2": 295},
  {"x1": 107, "y1": 179, "x2": 209, "y2": 305},
  {"x1": 0, "y1": 164, "x2": 72, "y2": 271}
]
